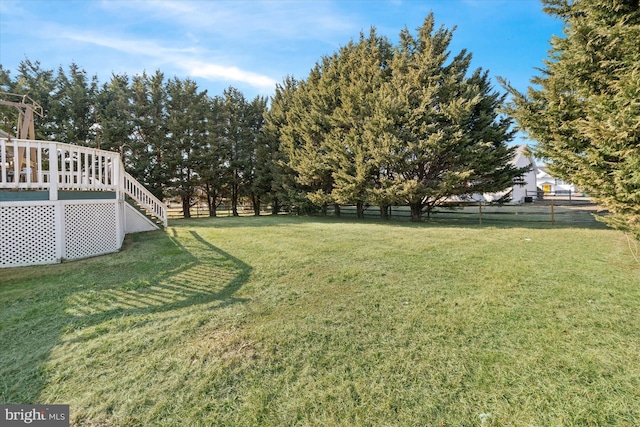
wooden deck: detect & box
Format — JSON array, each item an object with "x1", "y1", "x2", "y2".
[{"x1": 1, "y1": 137, "x2": 166, "y2": 268}]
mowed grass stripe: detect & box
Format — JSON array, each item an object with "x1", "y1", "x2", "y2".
[{"x1": 1, "y1": 216, "x2": 639, "y2": 426}]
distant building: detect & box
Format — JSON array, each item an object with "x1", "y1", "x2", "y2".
[
  {"x1": 536, "y1": 165, "x2": 578, "y2": 195},
  {"x1": 483, "y1": 144, "x2": 538, "y2": 204}
]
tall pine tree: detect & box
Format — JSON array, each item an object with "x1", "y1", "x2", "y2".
[
  {"x1": 130, "y1": 71, "x2": 169, "y2": 200},
  {"x1": 503, "y1": 0, "x2": 640, "y2": 238},
  {"x1": 325, "y1": 29, "x2": 393, "y2": 219},
  {"x1": 95, "y1": 73, "x2": 133, "y2": 153},
  {"x1": 50, "y1": 63, "x2": 98, "y2": 145},
  {"x1": 386, "y1": 15, "x2": 523, "y2": 221},
  {"x1": 165, "y1": 77, "x2": 208, "y2": 218},
  {"x1": 263, "y1": 76, "x2": 312, "y2": 214},
  {"x1": 193, "y1": 94, "x2": 227, "y2": 217}
]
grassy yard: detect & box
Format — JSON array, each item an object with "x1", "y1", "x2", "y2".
[{"x1": 1, "y1": 215, "x2": 639, "y2": 426}]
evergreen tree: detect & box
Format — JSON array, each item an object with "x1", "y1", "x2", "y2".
[
  {"x1": 0, "y1": 65, "x2": 12, "y2": 93},
  {"x1": 9, "y1": 60, "x2": 55, "y2": 140},
  {"x1": 194, "y1": 94, "x2": 228, "y2": 217},
  {"x1": 95, "y1": 74, "x2": 134, "y2": 154},
  {"x1": 243, "y1": 95, "x2": 269, "y2": 215},
  {"x1": 165, "y1": 77, "x2": 208, "y2": 218},
  {"x1": 502, "y1": 0, "x2": 640, "y2": 238},
  {"x1": 50, "y1": 63, "x2": 98, "y2": 145},
  {"x1": 275, "y1": 14, "x2": 524, "y2": 221},
  {"x1": 324, "y1": 29, "x2": 393, "y2": 218},
  {"x1": 221, "y1": 87, "x2": 248, "y2": 216},
  {"x1": 279, "y1": 63, "x2": 340, "y2": 216},
  {"x1": 219, "y1": 88, "x2": 267, "y2": 216},
  {"x1": 264, "y1": 76, "x2": 309, "y2": 214},
  {"x1": 0, "y1": 65, "x2": 17, "y2": 134},
  {"x1": 385, "y1": 15, "x2": 523, "y2": 221},
  {"x1": 130, "y1": 71, "x2": 169, "y2": 200}
]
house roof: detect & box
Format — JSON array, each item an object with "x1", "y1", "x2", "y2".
[
  {"x1": 512, "y1": 144, "x2": 538, "y2": 173},
  {"x1": 537, "y1": 166, "x2": 560, "y2": 181},
  {"x1": 537, "y1": 165, "x2": 550, "y2": 174}
]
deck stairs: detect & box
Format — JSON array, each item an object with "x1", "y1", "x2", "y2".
[
  {"x1": 122, "y1": 171, "x2": 168, "y2": 229},
  {"x1": 125, "y1": 195, "x2": 166, "y2": 229}
]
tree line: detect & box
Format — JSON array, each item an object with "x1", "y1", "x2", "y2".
[
  {"x1": 265, "y1": 15, "x2": 525, "y2": 221},
  {"x1": 1, "y1": 15, "x2": 526, "y2": 221},
  {"x1": 6, "y1": 4, "x2": 636, "y2": 232},
  {"x1": 0, "y1": 63, "x2": 270, "y2": 218}
]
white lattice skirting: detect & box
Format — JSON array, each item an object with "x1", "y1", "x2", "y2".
[{"x1": 1, "y1": 200, "x2": 125, "y2": 268}]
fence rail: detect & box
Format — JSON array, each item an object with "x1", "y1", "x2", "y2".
[
  {"x1": 336, "y1": 201, "x2": 602, "y2": 225},
  {"x1": 526, "y1": 189, "x2": 588, "y2": 202},
  {"x1": 167, "y1": 204, "x2": 259, "y2": 219},
  {"x1": 166, "y1": 200, "x2": 603, "y2": 227}
]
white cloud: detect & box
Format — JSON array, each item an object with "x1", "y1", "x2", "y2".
[
  {"x1": 58, "y1": 30, "x2": 276, "y2": 89},
  {"x1": 184, "y1": 61, "x2": 277, "y2": 89},
  {"x1": 62, "y1": 31, "x2": 196, "y2": 57}
]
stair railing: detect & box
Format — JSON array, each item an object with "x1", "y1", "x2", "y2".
[{"x1": 122, "y1": 170, "x2": 168, "y2": 228}]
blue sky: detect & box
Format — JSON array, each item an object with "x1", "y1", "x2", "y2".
[{"x1": 1, "y1": 0, "x2": 563, "y2": 112}]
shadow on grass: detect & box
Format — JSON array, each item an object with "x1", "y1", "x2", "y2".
[{"x1": 0, "y1": 229, "x2": 251, "y2": 404}]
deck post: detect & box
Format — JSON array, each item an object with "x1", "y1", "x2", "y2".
[
  {"x1": 1, "y1": 138, "x2": 6, "y2": 184},
  {"x1": 115, "y1": 156, "x2": 125, "y2": 241},
  {"x1": 48, "y1": 142, "x2": 64, "y2": 261},
  {"x1": 48, "y1": 142, "x2": 58, "y2": 201}
]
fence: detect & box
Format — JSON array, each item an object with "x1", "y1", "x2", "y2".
[
  {"x1": 526, "y1": 189, "x2": 588, "y2": 202},
  {"x1": 337, "y1": 200, "x2": 602, "y2": 225},
  {"x1": 167, "y1": 203, "x2": 261, "y2": 219},
  {"x1": 166, "y1": 198, "x2": 603, "y2": 226}
]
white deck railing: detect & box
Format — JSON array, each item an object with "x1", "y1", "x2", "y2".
[
  {"x1": 0, "y1": 138, "x2": 118, "y2": 191},
  {"x1": 1, "y1": 137, "x2": 167, "y2": 227}
]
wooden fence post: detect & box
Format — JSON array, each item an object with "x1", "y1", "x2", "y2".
[{"x1": 551, "y1": 199, "x2": 555, "y2": 225}]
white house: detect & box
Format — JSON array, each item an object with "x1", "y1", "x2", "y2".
[
  {"x1": 536, "y1": 165, "x2": 578, "y2": 195},
  {"x1": 482, "y1": 144, "x2": 538, "y2": 204}
]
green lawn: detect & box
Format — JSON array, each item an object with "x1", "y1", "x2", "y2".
[{"x1": 1, "y1": 216, "x2": 639, "y2": 426}]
